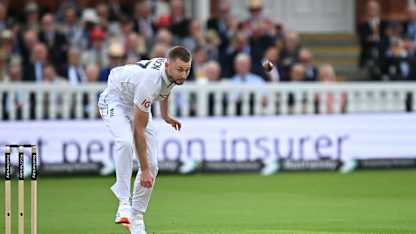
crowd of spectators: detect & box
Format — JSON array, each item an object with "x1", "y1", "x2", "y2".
[
  {"x1": 359, "y1": 0, "x2": 416, "y2": 81},
  {"x1": 0, "y1": 0, "x2": 344, "y2": 120},
  {"x1": 0, "y1": 0, "x2": 334, "y2": 85}
]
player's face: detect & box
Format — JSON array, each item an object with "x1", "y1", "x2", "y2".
[{"x1": 166, "y1": 58, "x2": 192, "y2": 85}]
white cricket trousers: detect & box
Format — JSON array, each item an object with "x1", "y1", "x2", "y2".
[{"x1": 98, "y1": 90, "x2": 158, "y2": 215}]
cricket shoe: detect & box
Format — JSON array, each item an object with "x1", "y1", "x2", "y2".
[
  {"x1": 115, "y1": 203, "x2": 131, "y2": 224},
  {"x1": 130, "y1": 213, "x2": 147, "y2": 234}
]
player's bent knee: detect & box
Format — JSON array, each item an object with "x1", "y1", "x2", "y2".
[{"x1": 116, "y1": 138, "x2": 134, "y2": 151}]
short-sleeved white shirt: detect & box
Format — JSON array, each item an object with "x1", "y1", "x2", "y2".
[{"x1": 104, "y1": 58, "x2": 175, "y2": 113}]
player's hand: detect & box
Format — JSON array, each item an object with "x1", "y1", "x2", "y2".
[
  {"x1": 164, "y1": 116, "x2": 182, "y2": 131},
  {"x1": 140, "y1": 169, "x2": 154, "y2": 188}
]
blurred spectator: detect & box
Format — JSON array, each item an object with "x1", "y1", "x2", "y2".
[
  {"x1": 298, "y1": 48, "x2": 318, "y2": 81},
  {"x1": 118, "y1": 15, "x2": 135, "y2": 44},
  {"x1": 23, "y1": 2, "x2": 40, "y2": 32},
  {"x1": 289, "y1": 63, "x2": 305, "y2": 82},
  {"x1": 0, "y1": 49, "x2": 8, "y2": 79},
  {"x1": 39, "y1": 13, "x2": 68, "y2": 71},
  {"x1": 82, "y1": 26, "x2": 109, "y2": 67},
  {"x1": 61, "y1": 47, "x2": 86, "y2": 85},
  {"x1": 221, "y1": 31, "x2": 250, "y2": 78},
  {"x1": 0, "y1": 2, "x2": 10, "y2": 32},
  {"x1": 183, "y1": 19, "x2": 205, "y2": 52},
  {"x1": 59, "y1": 6, "x2": 83, "y2": 48},
  {"x1": 96, "y1": 2, "x2": 120, "y2": 39},
  {"x1": 243, "y1": 0, "x2": 273, "y2": 37},
  {"x1": 99, "y1": 42, "x2": 125, "y2": 82},
  {"x1": 191, "y1": 46, "x2": 207, "y2": 80},
  {"x1": 204, "y1": 30, "x2": 220, "y2": 60},
  {"x1": 231, "y1": 53, "x2": 265, "y2": 115},
  {"x1": 79, "y1": 8, "x2": 100, "y2": 49},
  {"x1": 358, "y1": 0, "x2": 387, "y2": 79},
  {"x1": 85, "y1": 64, "x2": 100, "y2": 82},
  {"x1": 125, "y1": 33, "x2": 147, "y2": 64},
  {"x1": 23, "y1": 42, "x2": 48, "y2": 82},
  {"x1": 0, "y1": 30, "x2": 14, "y2": 62},
  {"x1": 279, "y1": 32, "x2": 301, "y2": 81},
  {"x1": 167, "y1": 0, "x2": 191, "y2": 39},
  {"x1": 108, "y1": 0, "x2": 127, "y2": 22},
  {"x1": 133, "y1": 0, "x2": 156, "y2": 48},
  {"x1": 202, "y1": 61, "x2": 226, "y2": 116},
  {"x1": 155, "y1": 28, "x2": 173, "y2": 46},
  {"x1": 232, "y1": 53, "x2": 264, "y2": 84},
  {"x1": 43, "y1": 64, "x2": 66, "y2": 84},
  {"x1": 207, "y1": 1, "x2": 232, "y2": 51},
  {"x1": 315, "y1": 64, "x2": 346, "y2": 113},
  {"x1": 18, "y1": 30, "x2": 39, "y2": 67},
  {"x1": 405, "y1": 5, "x2": 416, "y2": 46},
  {"x1": 383, "y1": 38, "x2": 412, "y2": 80},
  {"x1": 149, "y1": 42, "x2": 168, "y2": 58}
]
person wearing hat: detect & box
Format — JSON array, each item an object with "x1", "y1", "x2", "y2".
[
  {"x1": 243, "y1": 0, "x2": 273, "y2": 37},
  {"x1": 98, "y1": 42, "x2": 125, "y2": 82},
  {"x1": 23, "y1": 2, "x2": 40, "y2": 32}
]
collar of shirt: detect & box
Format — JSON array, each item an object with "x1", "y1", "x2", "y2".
[{"x1": 161, "y1": 61, "x2": 174, "y2": 87}]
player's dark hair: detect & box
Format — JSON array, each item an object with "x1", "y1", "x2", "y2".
[{"x1": 167, "y1": 46, "x2": 191, "y2": 63}]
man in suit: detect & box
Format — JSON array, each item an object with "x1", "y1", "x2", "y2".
[
  {"x1": 358, "y1": 0, "x2": 388, "y2": 71},
  {"x1": 23, "y1": 42, "x2": 48, "y2": 82},
  {"x1": 39, "y1": 13, "x2": 68, "y2": 72}
]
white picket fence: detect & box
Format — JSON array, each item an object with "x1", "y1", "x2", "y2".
[{"x1": 0, "y1": 82, "x2": 415, "y2": 120}]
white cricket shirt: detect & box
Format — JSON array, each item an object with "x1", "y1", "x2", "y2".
[{"x1": 104, "y1": 58, "x2": 175, "y2": 113}]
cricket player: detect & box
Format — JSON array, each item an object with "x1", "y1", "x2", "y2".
[{"x1": 98, "y1": 46, "x2": 192, "y2": 234}]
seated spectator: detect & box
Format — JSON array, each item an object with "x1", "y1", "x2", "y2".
[
  {"x1": 315, "y1": 64, "x2": 346, "y2": 113},
  {"x1": 289, "y1": 63, "x2": 305, "y2": 82},
  {"x1": 358, "y1": 0, "x2": 388, "y2": 78},
  {"x1": 206, "y1": 0, "x2": 233, "y2": 53},
  {"x1": 149, "y1": 43, "x2": 168, "y2": 58},
  {"x1": 243, "y1": 0, "x2": 273, "y2": 37},
  {"x1": 133, "y1": 0, "x2": 156, "y2": 48},
  {"x1": 61, "y1": 47, "x2": 86, "y2": 86},
  {"x1": 85, "y1": 64, "x2": 100, "y2": 82},
  {"x1": 221, "y1": 31, "x2": 251, "y2": 78},
  {"x1": 96, "y1": 2, "x2": 120, "y2": 39},
  {"x1": 384, "y1": 38, "x2": 412, "y2": 81},
  {"x1": 0, "y1": 2, "x2": 10, "y2": 32},
  {"x1": 39, "y1": 13, "x2": 68, "y2": 71},
  {"x1": 23, "y1": 42, "x2": 48, "y2": 82},
  {"x1": 81, "y1": 26, "x2": 109, "y2": 68},
  {"x1": 155, "y1": 28, "x2": 173, "y2": 47},
  {"x1": 202, "y1": 61, "x2": 226, "y2": 116},
  {"x1": 298, "y1": 48, "x2": 318, "y2": 81},
  {"x1": 191, "y1": 46, "x2": 207, "y2": 81},
  {"x1": 167, "y1": 0, "x2": 191, "y2": 39},
  {"x1": 99, "y1": 42, "x2": 125, "y2": 82},
  {"x1": 125, "y1": 33, "x2": 147, "y2": 64},
  {"x1": 231, "y1": 53, "x2": 265, "y2": 115},
  {"x1": 279, "y1": 32, "x2": 301, "y2": 81},
  {"x1": 59, "y1": 6, "x2": 83, "y2": 48},
  {"x1": 183, "y1": 19, "x2": 205, "y2": 52}
]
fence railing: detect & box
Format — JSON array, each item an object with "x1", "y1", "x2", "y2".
[{"x1": 0, "y1": 82, "x2": 415, "y2": 120}]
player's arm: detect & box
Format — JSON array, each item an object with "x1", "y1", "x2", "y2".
[
  {"x1": 160, "y1": 96, "x2": 181, "y2": 131},
  {"x1": 133, "y1": 105, "x2": 154, "y2": 188}
]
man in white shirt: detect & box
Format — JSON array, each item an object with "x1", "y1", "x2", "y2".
[{"x1": 98, "y1": 46, "x2": 191, "y2": 234}]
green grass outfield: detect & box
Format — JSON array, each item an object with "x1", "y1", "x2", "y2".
[{"x1": 1, "y1": 170, "x2": 416, "y2": 234}]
